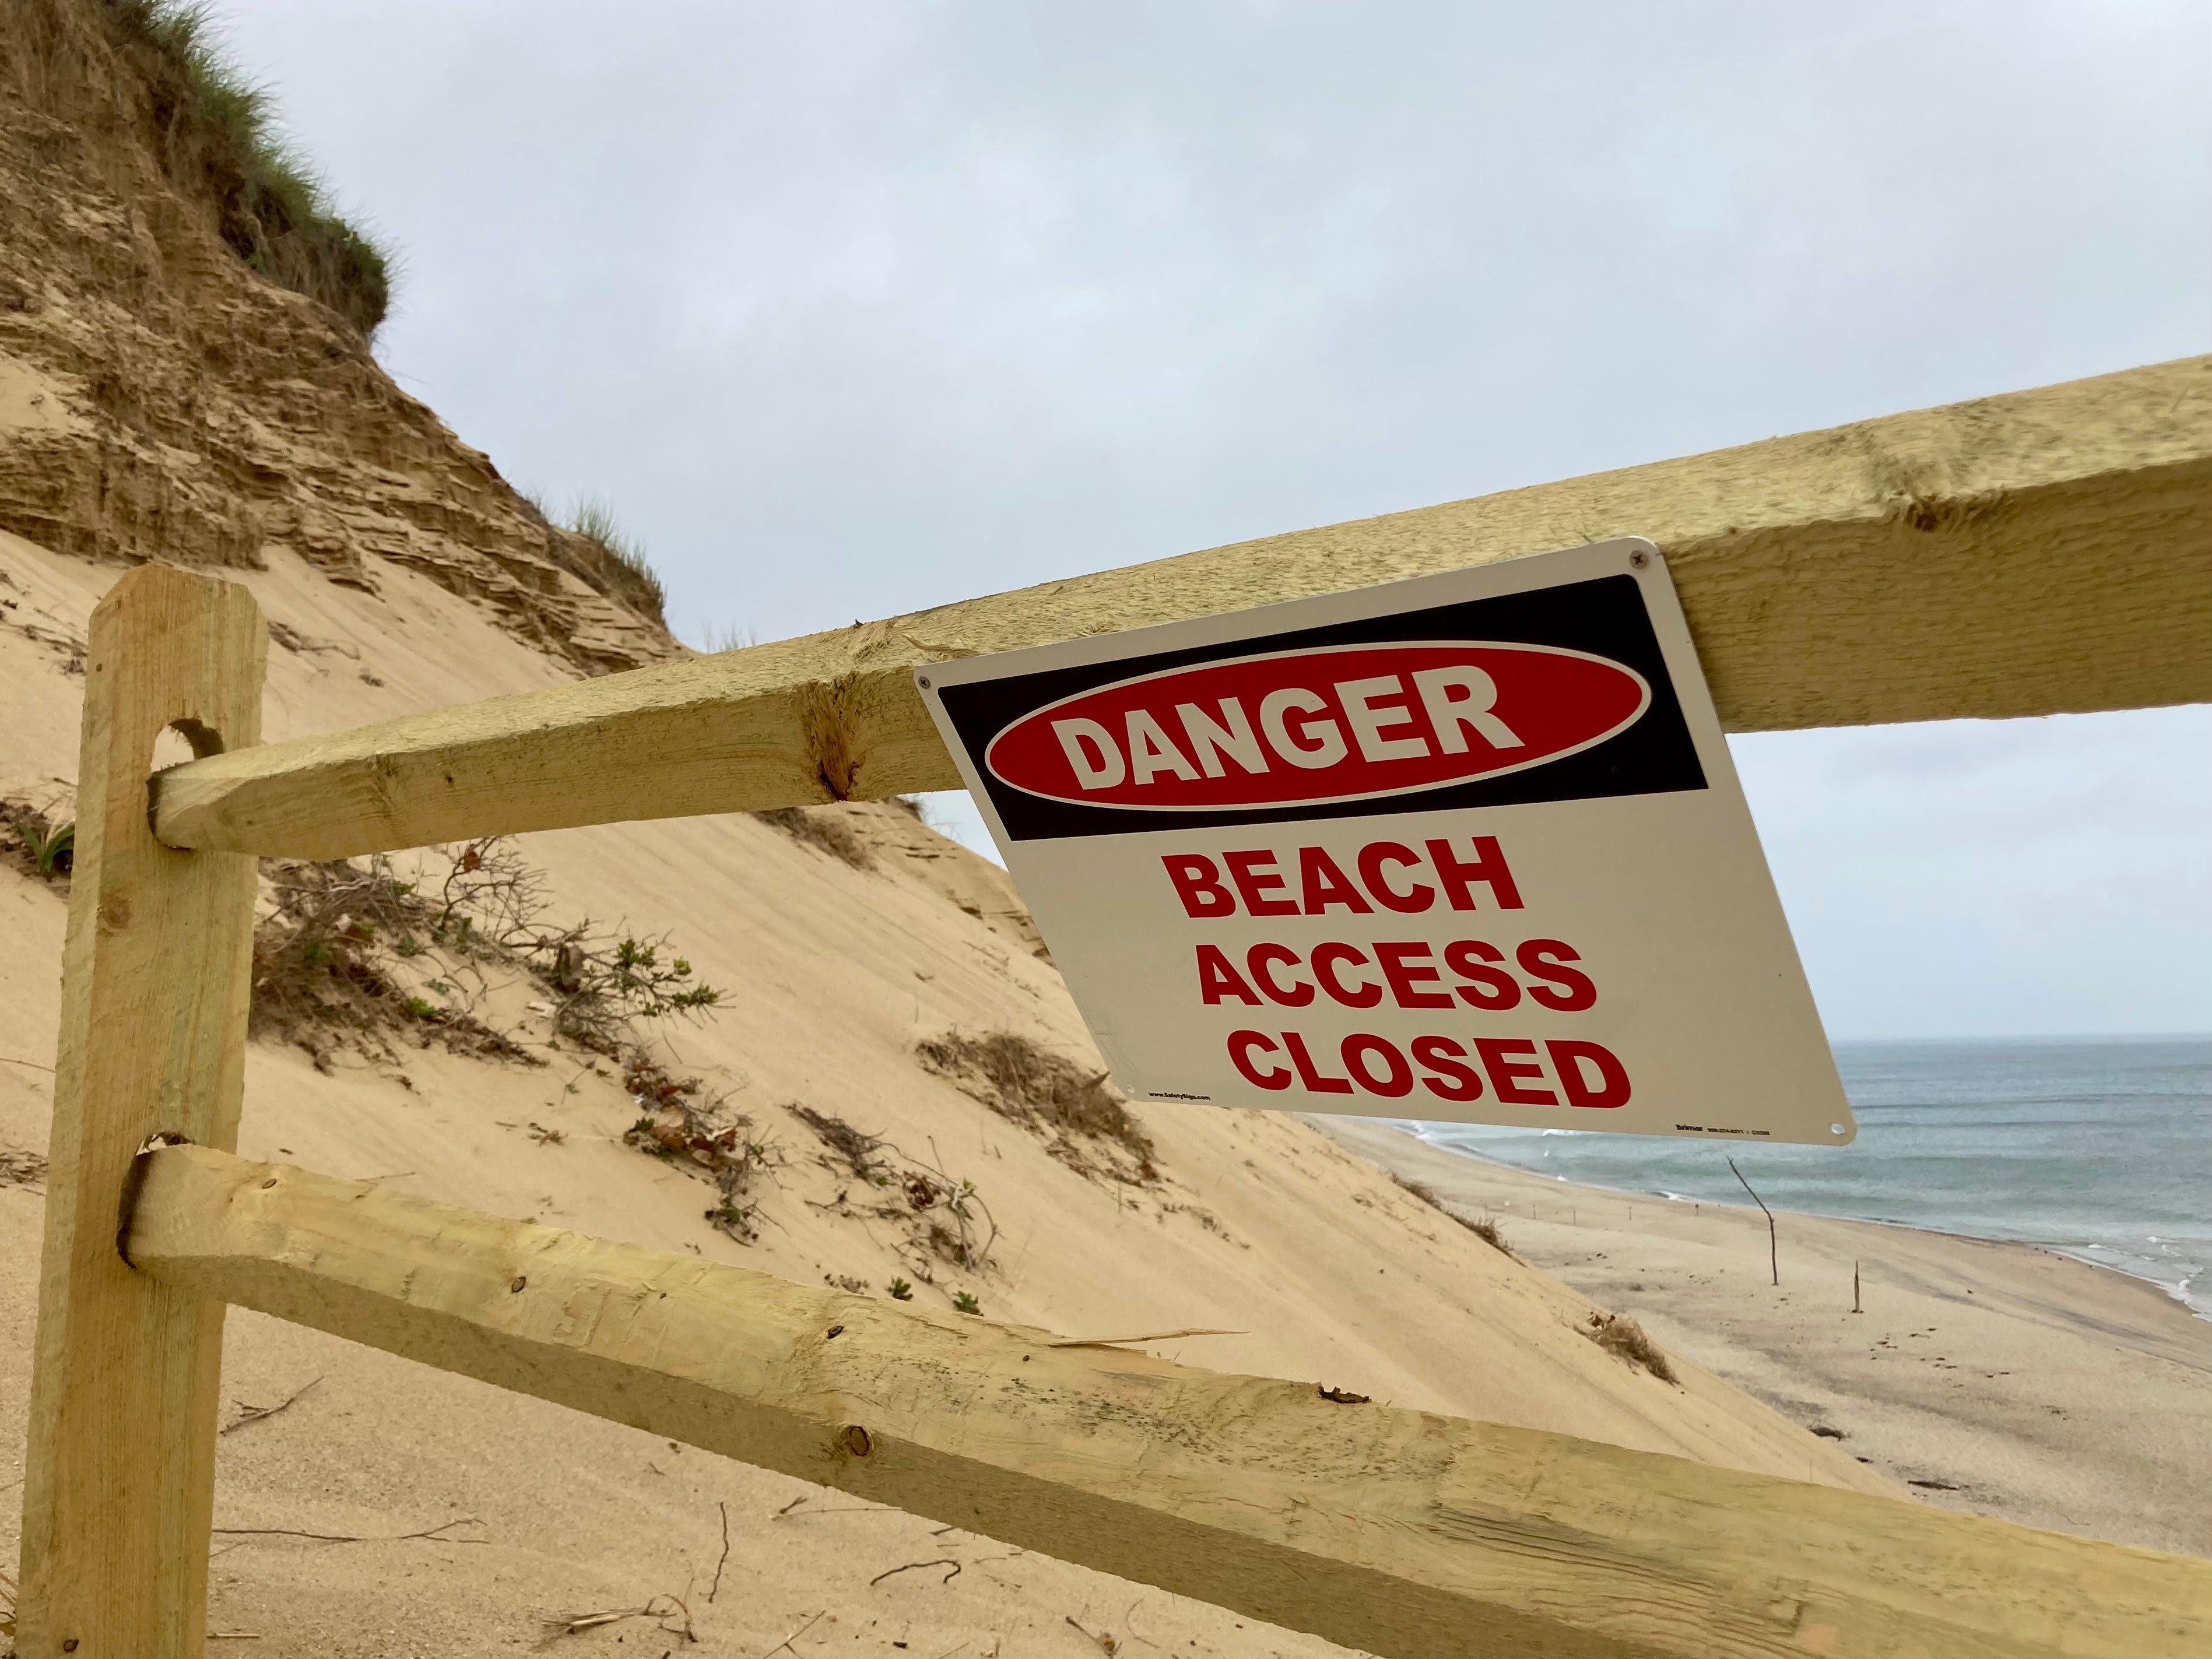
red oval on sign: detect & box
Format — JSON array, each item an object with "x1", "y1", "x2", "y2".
[{"x1": 984, "y1": 641, "x2": 1652, "y2": 811}]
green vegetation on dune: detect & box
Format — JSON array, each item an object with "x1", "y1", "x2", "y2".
[
  {"x1": 564, "y1": 496, "x2": 669, "y2": 620},
  {"x1": 102, "y1": 0, "x2": 393, "y2": 337}
]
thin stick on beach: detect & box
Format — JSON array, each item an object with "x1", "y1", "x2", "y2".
[{"x1": 1728, "y1": 1158, "x2": 1779, "y2": 1287}]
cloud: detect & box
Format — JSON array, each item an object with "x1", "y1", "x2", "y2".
[{"x1": 220, "y1": 0, "x2": 2210, "y2": 1035}]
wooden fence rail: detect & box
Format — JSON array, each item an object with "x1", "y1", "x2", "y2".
[
  {"x1": 115, "y1": 1141, "x2": 2212, "y2": 1659},
  {"x1": 17, "y1": 358, "x2": 2212, "y2": 1656},
  {"x1": 149, "y1": 355, "x2": 2210, "y2": 861}
]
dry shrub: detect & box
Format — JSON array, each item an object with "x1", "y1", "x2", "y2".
[
  {"x1": 1582, "y1": 1311, "x2": 1677, "y2": 1383},
  {"x1": 789, "y1": 1103, "x2": 891, "y2": 1183},
  {"x1": 621, "y1": 1053, "x2": 780, "y2": 1242},
  {"x1": 915, "y1": 1031, "x2": 1157, "y2": 1185},
  {"x1": 1390, "y1": 1173, "x2": 1516, "y2": 1259},
  {"x1": 1463, "y1": 1214, "x2": 1516, "y2": 1256},
  {"x1": 251, "y1": 853, "x2": 528, "y2": 1064},
  {"x1": 1, "y1": 1148, "x2": 48, "y2": 1189},
  {"x1": 788, "y1": 1105, "x2": 998, "y2": 1273},
  {"x1": 754, "y1": 806, "x2": 873, "y2": 871},
  {"x1": 251, "y1": 838, "x2": 720, "y2": 1066}
]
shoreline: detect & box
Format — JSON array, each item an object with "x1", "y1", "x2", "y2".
[
  {"x1": 1405, "y1": 1128, "x2": 2212, "y2": 1321},
  {"x1": 1313, "y1": 1115, "x2": 2212, "y2": 1558}
]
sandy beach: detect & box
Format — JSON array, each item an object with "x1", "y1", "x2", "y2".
[{"x1": 1319, "y1": 1116, "x2": 2212, "y2": 1557}]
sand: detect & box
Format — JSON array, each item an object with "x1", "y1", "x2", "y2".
[
  {"x1": 1318, "y1": 1116, "x2": 2212, "y2": 1557},
  {"x1": 3, "y1": 533, "x2": 1902, "y2": 1655}
]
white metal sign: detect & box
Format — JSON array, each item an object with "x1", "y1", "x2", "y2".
[{"x1": 917, "y1": 539, "x2": 1854, "y2": 1144}]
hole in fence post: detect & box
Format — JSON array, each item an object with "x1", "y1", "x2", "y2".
[
  {"x1": 153, "y1": 718, "x2": 225, "y2": 768},
  {"x1": 149, "y1": 719, "x2": 229, "y2": 843}
]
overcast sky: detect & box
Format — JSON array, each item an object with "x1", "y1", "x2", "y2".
[{"x1": 218, "y1": 1, "x2": 2208, "y2": 1039}]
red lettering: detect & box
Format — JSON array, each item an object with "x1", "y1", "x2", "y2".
[
  {"x1": 1311, "y1": 942, "x2": 1382, "y2": 1008},
  {"x1": 1342, "y1": 1034, "x2": 1414, "y2": 1098},
  {"x1": 1474, "y1": 1037, "x2": 1557, "y2": 1105},
  {"x1": 1444, "y1": 939, "x2": 1521, "y2": 1011},
  {"x1": 1224, "y1": 849, "x2": 1300, "y2": 916},
  {"x1": 1283, "y1": 1030, "x2": 1353, "y2": 1094},
  {"x1": 1411, "y1": 1035, "x2": 1484, "y2": 1102},
  {"x1": 1374, "y1": 940, "x2": 1455, "y2": 1009},
  {"x1": 1519, "y1": 940, "x2": 1596, "y2": 1011},
  {"x1": 1196, "y1": 944, "x2": 1261, "y2": 1006},
  {"x1": 1358, "y1": 842, "x2": 1434, "y2": 913},
  {"x1": 1547, "y1": 1040, "x2": 1630, "y2": 1108},
  {"x1": 1228, "y1": 1031, "x2": 1292, "y2": 1090},
  {"x1": 1425, "y1": 835, "x2": 1523, "y2": 911},
  {"x1": 1246, "y1": 943, "x2": 1315, "y2": 1007},
  {"x1": 1162, "y1": 854, "x2": 1235, "y2": 918},
  {"x1": 1297, "y1": 846, "x2": 1374, "y2": 915}
]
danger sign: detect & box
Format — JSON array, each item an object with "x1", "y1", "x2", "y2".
[{"x1": 917, "y1": 539, "x2": 1855, "y2": 1144}]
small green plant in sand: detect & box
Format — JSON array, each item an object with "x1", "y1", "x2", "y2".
[
  {"x1": 951, "y1": 1291, "x2": 981, "y2": 1316},
  {"x1": 887, "y1": 1277, "x2": 914, "y2": 1301},
  {"x1": 1, "y1": 799, "x2": 74, "y2": 883}
]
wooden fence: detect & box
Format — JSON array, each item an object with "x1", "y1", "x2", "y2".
[{"x1": 14, "y1": 355, "x2": 2212, "y2": 1657}]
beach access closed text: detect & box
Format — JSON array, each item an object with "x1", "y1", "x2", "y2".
[{"x1": 920, "y1": 539, "x2": 1856, "y2": 1145}]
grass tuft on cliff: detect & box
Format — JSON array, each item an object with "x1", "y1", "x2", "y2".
[
  {"x1": 565, "y1": 498, "x2": 668, "y2": 621},
  {"x1": 101, "y1": 0, "x2": 394, "y2": 338}
]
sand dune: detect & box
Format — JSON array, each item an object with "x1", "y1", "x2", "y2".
[{"x1": 3, "y1": 533, "x2": 1897, "y2": 1652}]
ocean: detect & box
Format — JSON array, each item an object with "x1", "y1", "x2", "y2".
[{"x1": 1407, "y1": 1035, "x2": 2212, "y2": 1316}]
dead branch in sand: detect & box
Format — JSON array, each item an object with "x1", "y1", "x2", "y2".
[
  {"x1": 222, "y1": 1376, "x2": 322, "y2": 1434},
  {"x1": 870, "y1": 1558, "x2": 963, "y2": 1587},
  {"x1": 1065, "y1": 1614, "x2": 1120, "y2": 1654},
  {"x1": 759, "y1": 1609, "x2": 826, "y2": 1656},
  {"x1": 542, "y1": 1592, "x2": 695, "y2": 1641},
  {"x1": 708, "y1": 1500, "x2": 731, "y2": 1602},
  {"x1": 211, "y1": 1516, "x2": 484, "y2": 1547},
  {"x1": 1048, "y1": 1328, "x2": 1241, "y2": 1348}
]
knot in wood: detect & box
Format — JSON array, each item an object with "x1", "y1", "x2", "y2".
[{"x1": 838, "y1": 1423, "x2": 872, "y2": 1457}]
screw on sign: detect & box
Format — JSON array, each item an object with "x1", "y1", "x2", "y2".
[{"x1": 918, "y1": 539, "x2": 1854, "y2": 1146}]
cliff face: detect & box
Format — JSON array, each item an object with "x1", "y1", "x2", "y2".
[{"x1": 0, "y1": 0, "x2": 673, "y2": 674}]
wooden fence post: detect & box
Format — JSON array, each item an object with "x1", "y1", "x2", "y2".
[{"x1": 15, "y1": 567, "x2": 266, "y2": 1658}]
